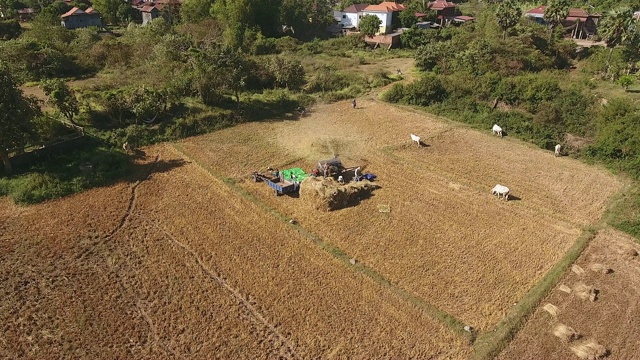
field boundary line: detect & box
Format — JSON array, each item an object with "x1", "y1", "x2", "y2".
[
  {"x1": 471, "y1": 227, "x2": 597, "y2": 359},
  {"x1": 144, "y1": 218, "x2": 300, "y2": 360},
  {"x1": 170, "y1": 143, "x2": 473, "y2": 342}
]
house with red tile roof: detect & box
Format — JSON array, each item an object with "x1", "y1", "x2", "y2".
[
  {"x1": 428, "y1": 0, "x2": 473, "y2": 26},
  {"x1": 525, "y1": 5, "x2": 600, "y2": 39},
  {"x1": 60, "y1": 7, "x2": 102, "y2": 29},
  {"x1": 140, "y1": 5, "x2": 162, "y2": 24},
  {"x1": 361, "y1": 1, "x2": 405, "y2": 34}
]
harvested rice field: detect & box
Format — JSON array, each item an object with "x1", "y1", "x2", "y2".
[
  {"x1": 1, "y1": 94, "x2": 634, "y2": 359},
  {"x1": 498, "y1": 229, "x2": 640, "y2": 360},
  {"x1": 179, "y1": 96, "x2": 624, "y2": 331}
]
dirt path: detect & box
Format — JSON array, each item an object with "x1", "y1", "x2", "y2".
[{"x1": 106, "y1": 154, "x2": 160, "y2": 240}]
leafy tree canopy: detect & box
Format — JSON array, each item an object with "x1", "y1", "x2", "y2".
[{"x1": 359, "y1": 14, "x2": 382, "y2": 37}]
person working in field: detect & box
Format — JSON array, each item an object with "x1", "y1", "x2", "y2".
[{"x1": 352, "y1": 98, "x2": 357, "y2": 109}]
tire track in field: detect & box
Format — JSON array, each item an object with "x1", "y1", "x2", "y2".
[
  {"x1": 106, "y1": 154, "x2": 160, "y2": 240},
  {"x1": 144, "y1": 219, "x2": 300, "y2": 360}
]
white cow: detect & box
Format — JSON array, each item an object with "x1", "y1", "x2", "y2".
[
  {"x1": 492, "y1": 124, "x2": 503, "y2": 138},
  {"x1": 491, "y1": 184, "x2": 510, "y2": 201},
  {"x1": 554, "y1": 144, "x2": 561, "y2": 157},
  {"x1": 410, "y1": 133, "x2": 421, "y2": 145}
]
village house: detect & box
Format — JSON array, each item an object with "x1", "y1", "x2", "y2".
[
  {"x1": 140, "y1": 4, "x2": 162, "y2": 25},
  {"x1": 525, "y1": 5, "x2": 600, "y2": 39},
  {"x1": 133, "y1": 0, "x2": 180, "y2": 25},
  {"x1": 336, "y1": 3, "x2": 369, "y2": 29},
  {"x1": 361, "y1": 1, "x2": 405, "y2": 34},
  {"x1": 17, "y1": 8, "x2": 36, "y2": 21},
  {"x1": 427, "y1": 0, "x2": 474, "y2": 26},
  {"x1": 60, "y1": 7, "x2": 102, "y2": 29}
]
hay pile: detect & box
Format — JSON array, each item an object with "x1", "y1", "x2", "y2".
[
  {"x1": 570, "y1": 339, "x2": 608, "y2": 359},
  {"x1": 543, "y1": 303, "x2": 559, "y2": 317},
  {"x1": 558, "y1": 284, "x2": 572, "y2": 294},
  {"x1": 572, "y1": 265, "x2": 586, "y2": 275},
  {"x1": 573, "y1": 282, "x2": 598, "y2": 301},
  {"x1": 300, "y1": 176, "x2": 381, "y2": 211},
  {"x1": 588, "y1": 263, "x2": 612, "y2": 274},
  {"x1": 553, "y1": 324, "x2": 580, "y2": 343}
]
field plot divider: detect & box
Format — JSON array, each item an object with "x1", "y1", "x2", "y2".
[
  {"x1": 170, "y1": 143, "x2": 473, "y2": 342},
  {"x1": 471, "y1": 228, "x2": 597, "y2": 360}
]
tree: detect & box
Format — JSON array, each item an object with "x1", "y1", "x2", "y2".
[
  {"x1": 399, "y1": 8, "x2": 417, "y2": 28},
  {"x1": 267, "y1": 57, "x2": 305, "y2": 90},
  {"x1": 544, "y1": 0, "x2": 569, "y2": 40},
  {"x1": 339, "y1": 0, "x2": 380, "y2": 10},
  {"x1": 617, "y1": 75, "x2": 634, "y2": 90},
  {"x1": 93, "y1": 0, "x2": 122, "y2": 24},
  {"x1": 211, "y1": 0, "x2": 283, "y2": 48},
  {"x1": 0, "y1": 64, "x2": 41, "y2": 174},
  {"x1": 280, "y1": 0, "x2": 334, "y2": 40},
  {"x1": 180, "y1": 0, "x2": 213, "y2": 23},
  {"x1": 599, "y1": 7, "x2": 636, "y2": 77},
  {"x1": 0, "y1": 0, "x2": 19, "y2": 19},
  {"x1": 495, "y1": 0, "x2": 521, "y2": 39},
  {"x1": 41, "y1": 79, "x2": 79, "y2": 124},
  {"x1": 359, "y1": 14, "x2": 381, "y2": 37}
]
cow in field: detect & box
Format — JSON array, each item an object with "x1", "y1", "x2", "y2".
[
  {"x1": 410, "y1": 133, "x2": 420, "y2": 146},
  {"x1": 492, "y1": 124, "x2": 503, "y2": 138},
  {"x1": 491, "y1": 184, "x2": 510, "y2": 201},
  {"x1": 554, "y1": 144, "x2": 561, "y2": 157}
]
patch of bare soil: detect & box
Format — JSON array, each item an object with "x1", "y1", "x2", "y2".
[
  {"x1": 19, "y1": 85, "x2": 52, "y2": 111},
  {"x1": 498, "y1": 228, "x2": 640, "y2": 359}
]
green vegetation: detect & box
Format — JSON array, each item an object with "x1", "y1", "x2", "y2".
[{"x1": 0, "y1": 141, "x2": 130, "y2": 204}]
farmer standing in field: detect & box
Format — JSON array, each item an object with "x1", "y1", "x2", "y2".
[{"x1": 352, "y1": 98, "x2": 357, "y2": 109}]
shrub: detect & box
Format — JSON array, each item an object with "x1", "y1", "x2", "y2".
[
  {"x1": 382, "y1": 83, "x2": 405, "y2": 103},
  {"x1": 403, "y1": 75, "x2": 447, "y2": 106}
]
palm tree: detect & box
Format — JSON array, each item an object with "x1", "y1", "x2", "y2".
[
  {"x1": 599, "y1": 7, "x2": 636, "y2": 77},
  {"x1": 544, "y1": 0, "x2": 570, "y2": 40}
]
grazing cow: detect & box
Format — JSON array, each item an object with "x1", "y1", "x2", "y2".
[
  {"x1": 123, "y1": 142, "x2": 131, "y2": 153},
  {"x1": 492, "y1": 124, "x2": 503, "y2": 138},
  {"x1": 410, "y1": 133, "x2": 421, "y2": 145},
  {"x1": 491, "y1": 184, "x2": 510, "y2": 201},
  {"x1": 554, "y1": 144, "x2": 562, "y2": 157}
]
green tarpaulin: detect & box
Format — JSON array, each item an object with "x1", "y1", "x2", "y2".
[{"x1": 282, "y1": 167, "x2": 307, "y2": 182}]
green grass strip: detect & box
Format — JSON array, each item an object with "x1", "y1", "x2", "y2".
[
  {"x1": 471, "y1": 228, "x2": 597, "y2": 360},
  {"x1": 171, "y1": 143, "x2": 472, "y2": 341}
]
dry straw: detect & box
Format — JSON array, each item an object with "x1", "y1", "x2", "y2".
[
  {"x1": 571, "y1": 264, "x2": 586, "y2": 275},
  {"x1": 569, "y1": 339, "x2": 607, "y2": 359},
  {"x1": 558, "y1": 284, "x2": 572, "y2": 294},
  {"x1": 543, "y1": 303, "x2": 559, "y2": 317},
  {"x1": 588, "y1": 263, "x2": 612, "y2": 274},
  {"x1": 552, "y1": 323, "x2": 580, "y2": 343},
  {"x1": 572, "y1": 282, "x2": 598, "y2": 301}
]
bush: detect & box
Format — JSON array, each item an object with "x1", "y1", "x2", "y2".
[
  {"x1": 403, "y1": 75, "x2": 447, "y2": 106},
  {"x1": 382, "y1": 83, "x2": 405, "y2": 103},
  {"x1": 0, "y1": 20, "x2": 22, "y2": 40}
]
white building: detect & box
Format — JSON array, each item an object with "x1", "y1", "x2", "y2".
[
  {"x1": 361, "y1": 1, "x2": 405, "y2": 34},
  {"x1": 337, "y1": 3, "x2": 369, "y2": 29}
]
